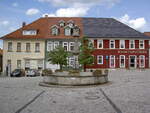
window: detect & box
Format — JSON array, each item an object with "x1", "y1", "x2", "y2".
[
  {"x1": 7, "y1": 60, "x2": 11, "y2": 66},
  {"x1": 25, "y1": 60, "x2": 30, "y2": 70},
  {"x1": 54, "y1": 41, "x2": 59, "y2": 49},
  {"x1": 69, "y1": 42, "x2": 74, "y2": 51},
  {"x1": 8, "y1": 42, "x2": 12, "y2": 52},
  {"x1": 26, "y1": 43, "x2": 30, "y2": 52},
  {"x1": 120, "y1": 40, "x2": 125, "y2": 49},
  {"x1": 22, "y1": 30, "x2": 37, "y2": 35},
  {"x1": 120, "y1": 55, "x2": 125, "y2": 68},
  {"x1": 73, "y1": 26, "x2": 80, "y2": 36},
  {"x1": 88, "y1": 39, "x2": 94, "y2": 47},
  {"x1": 37, "y1": 60, "x2": 43, "y2": 69},
  {"x1": 65, "y1": 26, "x2": 71, "y2": 36},
  {"x1": 17, "y1": 42, "x2": 21, "y2": 52},
  {"x1": 139, "y1": 40, "x2": 144, "y2": 49},
  {"x1": 110, "y1": 55, "x2": 115, "y2": 68},
  {"x1": 139, "y1": 55, "x2": 145, "y2": 68},
  {"x1": 63, "y1": 42, "x2": 68, "y2": 51},
  {"x1": 129, "y1": 40, "x2": 135, "y2": 49},
  {"x1": 17, "y1": 60, "x2": 21, "y2": 69},
  {"x1": 51, "y1": 27, "x2": 59, "y2": 35},
  {"x1": 97, "y1": 40, "x2": 103, "y2": 49},
  {"x1": 59, "y1": 20, "x2": 65, "y2": 27},
  {"x1": 35, "y1": 43, "x2": 40, "y2": 52},
  {"x1": 47, "y1": 41, "x2": 53, "y2": 51},
  {"x1": 97, "y1": 55, "x2": 103, "y2": 64},
  {"x1": 110, "y1": 40, "x2": 115, "y2": 49},
  {"x1": 68, "y1": 56, "x2": 75, "y2": 67}
]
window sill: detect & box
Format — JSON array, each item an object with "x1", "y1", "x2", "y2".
[
  {"x1": 7, "y1": 51, "x2": 13, "y2": 52},
  {"x1": 35, "y1": 51, "x2": 40, "y2": 53}
]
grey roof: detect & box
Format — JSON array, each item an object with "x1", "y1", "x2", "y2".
[{"x1": 82, "y1": 18, "x2": 149, "y2": 39}]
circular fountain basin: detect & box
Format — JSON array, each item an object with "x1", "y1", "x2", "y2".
[{"x1": 42, "y1": 72, "x2": 108, "y2": 86}]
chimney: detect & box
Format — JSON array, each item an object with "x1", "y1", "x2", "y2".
[
  {"x1": 45, "y1": 14, "x2": 48, "y2": 18},
  {"x1": 22, "y1": 22, "x2": 26, "y2": 27}
]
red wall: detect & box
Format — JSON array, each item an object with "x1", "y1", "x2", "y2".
[{"x1": 86, "y1": 39, "x2": 149, "y2": 69}]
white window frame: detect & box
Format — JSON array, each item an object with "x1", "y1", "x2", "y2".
[
  {"x1": 110, "y1": 55, "x2": 115, "y2": 68},
  {"x1": 120, "y1": 40, "x2": 125, "y2": 49},
  {"x1": 97, "y1": 55, "x2": 103, "y2": 64},
  {"x1": 110, "y1": 40, "x2": 115, "y2": 49},
  {"x1": 63, "y1": 42, "x2": 68, "y2": 51},
  {"x1": 8, "y1": 42, "x2": 12, "y2": 52},
  {"x1": 65, "y1": 27, "x2": 71, "y2": 36},
  {"x1": 54, "y1": 41, "x2": 59, "y2": 49},
  {"x1": 120, "y1": 55, "x2": 125, "y2": 68},
  {"x1": 97, "y1": 39, "x2": 103, "y2": 49},
  {"x1": 139, "y1": 40, "x2": 144, "y2": 49},
  {"x1": 22, "y1": 30, "x2": 37, "y2": 35},
  {"x1": 47, "y1": 41, "x2": 53, "y2": 51},
  {"x1": 88, "y1": 39, "x2": 94, "y2": 47},
  {"x1": 51, "y1": 27, "x2": 58, "y2": 35},
  {"x1": 139, "y1": 55, "x2": 145, "y2": 68},
  {"x1": 69, "y1": 42, "x2": 74, "y2": 51},
  {"x1": 35, "y1": 43, "x2": 40, "y2": 52},
  {"x1": 129, "y1": 40, "x2": 135, "y2": 49},
  {"x1": 17, "y1": 60, "x2": 21, "y2": 69}
]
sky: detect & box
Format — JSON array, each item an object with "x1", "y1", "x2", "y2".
[{"x1": 0, "y1": 0, "x2": 150, "y2": 48}]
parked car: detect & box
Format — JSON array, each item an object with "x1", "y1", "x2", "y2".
[
  {"x1": 10, "y1": 69, "x2": 25, "y2": 77},
  {"x1": 26, "y1": 69, "x2": 40, "y2": 77}
]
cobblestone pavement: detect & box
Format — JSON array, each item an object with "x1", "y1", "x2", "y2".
[{"x1": 0, "y1": 69, "x2": 150, "y2": 113}]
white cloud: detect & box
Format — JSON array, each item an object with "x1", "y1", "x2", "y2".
[
  {"x1": 118, "y1": 14, "x2": 146, "y2": 30},
  {"x1": 38, "y1": 0, "x2": 120, "y2": 7},
  {"x1": 0, "y1": 21, "x2": 9, "y2": 26},
  {"x1": 26, "y1": 8, "x2": 40, "y2": 16},
  {"x1": 43, "y1": 7, "x2": 89, "y2": 17},
  {"x1": 12, "y1": 2, "x2": 18, "y2": 7},
  {"x1": 40, "y1": 0, "x2": 120, "y2": 17}
]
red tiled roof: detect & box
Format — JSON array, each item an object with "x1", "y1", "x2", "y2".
[{"x1": 1, "y1": 17, "x2": 83, "y2": 39}]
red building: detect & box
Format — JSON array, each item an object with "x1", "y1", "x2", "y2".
[
  {"x1": 86, "y1": 39, "x2": 149, "y2": 70},
  {"x1": 83, "y1": 18, "x2": 150, "y2": 70}
]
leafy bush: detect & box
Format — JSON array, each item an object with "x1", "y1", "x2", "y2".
[
  {"x1": 55, "y1": 69, "x2": 63, "y2": 73},
  {"x1": 42, "y1": 69, "x2": 53, "y2": 76},
  {"x1": 93, "y1": 70, "x2": 103, "y2": 76},
  {"x1": 69, "y1": 70, "x2": 80, "y2": 74}
]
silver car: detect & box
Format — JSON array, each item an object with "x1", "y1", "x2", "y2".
[{"x1": 26, "y1": 69, "x2": 40, "y2": 77}]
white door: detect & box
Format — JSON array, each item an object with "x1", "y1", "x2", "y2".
[
  {"x1": 110, "y1": 55, "x2": 115, "y2": 68},
  {"x1": 120, "y1": 55, "x2": 125, "y2": 68}
]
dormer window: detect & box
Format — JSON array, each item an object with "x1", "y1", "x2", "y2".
[
  {"x1": 51, "y1": 25, "x2": 59, "y2": 36},
  {"x1": 67, "y1": 20, "x2": 74, "y2": 28},
  {"x1": 22, "y1": 30, "x2": 37, "y2": 35},
  {"x1": 64, "y1": 26, "x2": 71, "y2": 36},
  {"x1": 73, "y1": 25, "x2": 80, "y2": 36},
  {"x1": 59, "y1": 20, "x2": 65, "y2": 27}
]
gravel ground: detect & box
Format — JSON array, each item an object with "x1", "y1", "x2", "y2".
[{"x1": 0, "y1": 69, "x2": 150, "y2": 113}]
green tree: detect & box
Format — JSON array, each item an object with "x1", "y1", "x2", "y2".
[
  {"x1": 79, "y1": 36, "x2": 94, "y2": 72},
  {"x1": 48, "y1": 46, "x2": 69, "y2": 70}
]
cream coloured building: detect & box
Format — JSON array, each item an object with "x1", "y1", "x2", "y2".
[{"x1": 3, "y1": 39, "x2": 45, "y2": 75}]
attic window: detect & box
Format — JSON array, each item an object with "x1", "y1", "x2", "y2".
[
  {"x1": 59, "y1": 20, "x2": 65, "y2": 27},
  {"x1": 64, "y1": 26, "x2": 71, "y2": 36},
  {"x1": 51, "y1": 25, "x2": 59, "y2": 36},
  {"x1": 67, "y1": 20, "x2": 74, "y2": 28},
  {"x1": 22, "y1": 30, "x2": 37, "y2": 35},
  {"x1": 73, "y1": 26, "x2": 80, "y2": 36}
]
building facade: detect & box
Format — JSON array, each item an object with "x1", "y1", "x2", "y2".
[{"x1": 1, "y1": 17, "x2": 149, "y2": 74}]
